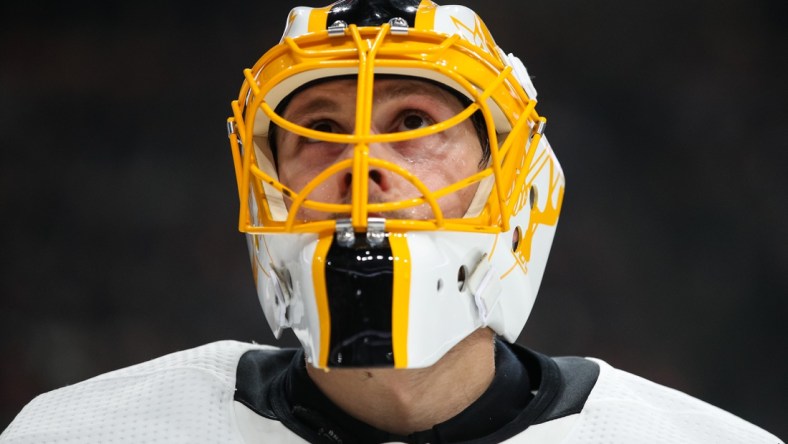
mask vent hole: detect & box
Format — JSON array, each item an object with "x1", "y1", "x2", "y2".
[
  {"x1": 457, "y1": 266, "x2": 468, "y2": 292},
  {"x1": 529, "y1": 185, "x2": 538, "y2": 210},
  {"x1": 512, "y1": 226, "x2": 522, "y2": 252}
]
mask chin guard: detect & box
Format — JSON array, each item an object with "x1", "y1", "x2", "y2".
[{"x1": 325, "y1": 217, "x2": 397, "y2": 367}]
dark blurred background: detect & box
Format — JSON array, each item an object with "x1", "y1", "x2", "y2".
[{"x1": 1, "y1": 0, "x2": 786, "y2": 438}]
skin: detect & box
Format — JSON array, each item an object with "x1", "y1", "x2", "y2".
[
  {"x1": 275, "y1": 78, "x2": 483, "y2": 220},
  {"x1": 276, "y1": 78, "x2": 495, "y2": 435},
  {"x1": 307, "y1": 328, "x2": 495, "y2": 435}
]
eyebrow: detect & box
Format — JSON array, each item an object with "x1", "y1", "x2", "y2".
[
  {"x1": 282, "y1": 96, "x2": 342, "y2": 120},
  {"x1": 280, "y1": 80, "x2": 462, "y2": 122},
  {"x1": 375, "y1": 81, "x2": 458, "y2": 104}
]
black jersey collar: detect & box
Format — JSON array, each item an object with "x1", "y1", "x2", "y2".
[
  {"x1": 281, "y1": 339, "x2": 532, "y2": 443},
  {"x1": 234, "y1": 339, "x2": 600, "y2": 443}
]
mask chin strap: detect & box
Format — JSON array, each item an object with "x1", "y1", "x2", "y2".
[
  {"x1": 467, "y1": 253, "x2": 503, "y2": 326},
  {"x1": 252, "y1": 138, "x2": 289, "y2": 221},
  {"x1": 462, "y1": 154, "x2": 498, "y2": 218}
]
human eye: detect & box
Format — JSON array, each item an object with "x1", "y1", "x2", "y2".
[
  {"x1": 303, "y1": 119, "x2": 340, "y2": 143},
  {"x1": 395, "y1": 111, "x2": 434, "y2": 133}
]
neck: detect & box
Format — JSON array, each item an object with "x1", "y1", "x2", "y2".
[{"x1": 306, "y1": 328, "x2": 495, "y2": 435}]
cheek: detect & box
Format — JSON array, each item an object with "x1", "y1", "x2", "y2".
[
  {"x1": 276, "y1": 163, "x2": 301, "y2": 191},
  {"x1": 277, "y1": 143, "x2": 351, "y2": 193},
  {"x1": 411, "y1": 135, "x2": 482, "y2": 188},
  {"x1": 417, "y1": 132, "x2": 483, "y2": 217},
  {"x1": 278, "y1": 147, "x2": 332, "y2": 189},
  {"x1": 278, "y1": 162, "x2": 321, "y2": 195},
  {"x1": 278, "y1": 160, "x2": 348, "y2": 212}
]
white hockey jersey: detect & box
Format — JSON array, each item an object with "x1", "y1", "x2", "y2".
[{"x1": 0, "y1": 341, "x2": 782, "y2": 443}]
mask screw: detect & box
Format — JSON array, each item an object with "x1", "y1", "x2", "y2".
[
  {"x1": 366, "y1": 217, "x2": 387, "y2": 247},
  {"x1": 389, "y1": 17, "x2": 409, "y2": 35},
  {"x1": 328, "y1": 20, "x2": 348, "y2": 37},
  {"x1": 335, "y1": 218, "x2": 355, "y2": 247}
]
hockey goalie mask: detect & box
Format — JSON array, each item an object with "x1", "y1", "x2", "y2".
[{"x1": 227, "y1": 0, "x2": 564, "y2": 369}]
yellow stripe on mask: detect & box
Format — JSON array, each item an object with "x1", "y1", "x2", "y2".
[
  {"x1": 414, "y1": 0, "x2": 438, "y2": 31},
  {"x1": 389, "y1": 232, "x2": 412, "y2": 368},
  {"x1": 312, "y1": 234, "x2": 334, "y2": 368},
  {"x1": 308, "y1": 7, "x2": 330, "y2": 33}
]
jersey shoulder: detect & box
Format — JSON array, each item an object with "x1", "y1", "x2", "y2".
[
  {"x1": 0, "y1": 341, "x2": 279, "y2": 444},
  {"x1": 556, "y1": 358, "x2": 783, "y2": 444}
]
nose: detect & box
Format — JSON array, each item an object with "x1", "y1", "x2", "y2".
[
  {"x1": 336, "y1": 134, "x2": 395, "y2": 199},
  {"x1": 338, "y1": 157, "x2": 392, "y2": 198}
]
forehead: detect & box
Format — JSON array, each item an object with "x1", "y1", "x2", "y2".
[{"x1": 281, "y1": 77, "x2": 464, "y2": 115}]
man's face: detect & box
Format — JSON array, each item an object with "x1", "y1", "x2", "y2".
[{"x1": 275, "y1": 78, "x2": 484, "y2": 220}]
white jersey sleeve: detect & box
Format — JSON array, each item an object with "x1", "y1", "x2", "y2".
[
  {"x1": 512, "y1": 358, "x2": 783, "y2": 444},
  {"x1": 0, "y1": 341, "x2": 299, "y2": 444}
]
